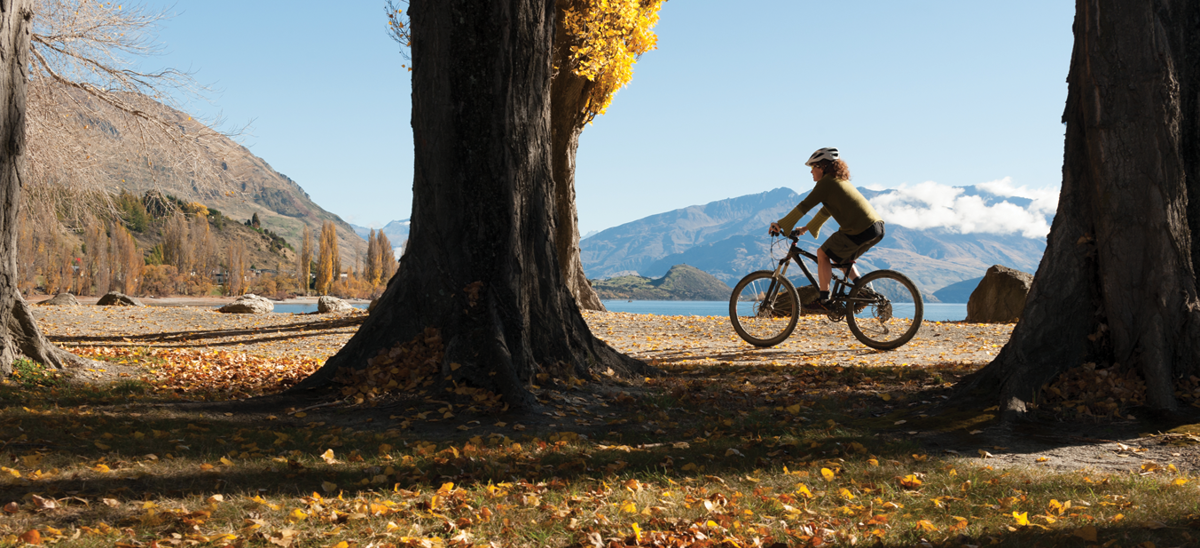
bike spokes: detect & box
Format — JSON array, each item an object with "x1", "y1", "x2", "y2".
[
  {"x1": 730, "y1": 271, "x2": 800, "y2": 347},
  {"x1": 846, "y1": 272, "x2": 923, "y2": 350}
]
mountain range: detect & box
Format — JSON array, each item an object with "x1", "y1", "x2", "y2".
[{"x1": 579, "y1": 187, "x2": 1048, "y2": 302}]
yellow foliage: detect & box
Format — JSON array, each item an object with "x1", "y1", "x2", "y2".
[{"x1": 561, "y1": 0, "x2": 665, "y2": 118}]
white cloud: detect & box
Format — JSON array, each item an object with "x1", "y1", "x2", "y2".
[{"x1": 868, "y1": 178, "x2": 1057, "y2": 238}]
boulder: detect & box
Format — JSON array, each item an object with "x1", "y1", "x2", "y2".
[
  {"x1": 318, "y1": 295, "x2": 354, "y2": 314},
  {"x1": 96, "y1": 291, "x2": 144, "y2": 307},
  {"x1": 966, "y1": 265, "x2": 1033, "y2": 323},
  {"x1": 218, "y1": 294, "x2": 274, "y2": 314},
  {"x1": 41, "y1": 293, "x2": 80, "y2": 306}
]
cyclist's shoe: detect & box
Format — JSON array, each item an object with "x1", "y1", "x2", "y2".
[
  {"x1": 805, "y1": 299, "x2": 832, "y2": 312},
  {"x1": 856, "y1": 287, "x2": 882, "y2": 301}
]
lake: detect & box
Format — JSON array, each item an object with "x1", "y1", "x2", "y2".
[
  {"x1": 600, "y1": 300, "x2": 968, "y2": 322},
  {"x1": 210, "y1": 301, "x2": 967, "y2": 321}
]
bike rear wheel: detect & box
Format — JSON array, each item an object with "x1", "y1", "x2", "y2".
[
  {"x1": 730, "y1": 270, "x2": 800, "y2": 347},
  {"x1": 845, "y1": 269, "x2": 923, "y2": 350}
]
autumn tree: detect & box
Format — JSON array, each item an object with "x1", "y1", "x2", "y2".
[
  {"x1": 294, "y1": 0, "x2": 646, "y2": 404},
  {"x1": 0, "y1": 0, "x2": 93, "y2": 374},
  {"x1": 366, "y1": 228, "x2": 382, "y2": 286},
  {"x1": 225, "y1": 241, "x2": 246, "y2": 296},
  {"x1": 365, "y1": 228, "x2": 395, "y2": 287},
  {"x1": 957, "y1": 0, "x2": 1200, "y2": 418},
  {"x1": 377, "y1": 230, "x2": 396, "y2": 284},
  {"x1": 386, "y1": 0, "x2": 663, "y2": 311},
  {"x1": 315, "y1": 221, "x2": 339, "y2": 295},
  {"x1": 81, "y1": 218, "x2": 110, "y2": 294},
  {"x1": 299, "y1": 225, "x2": 313, "y2": 296},
  {"x1": 113, "y1": 224, "x2": 141, "y2": 295}
]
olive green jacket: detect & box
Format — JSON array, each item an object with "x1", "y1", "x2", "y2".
[{"x1": 777, "y1": 175, "x2": 882, "y2": 239}]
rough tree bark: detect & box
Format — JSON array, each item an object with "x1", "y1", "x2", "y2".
[
  {"x1": 957, "y1": 0, "x2": 1200, "y2": 417},
  {"x1": 549, "y1": 0, "x2": 605, "y2": 312},
  {"x1": 0, "y1": 0, "x2": 89, "y2": 376},
  {"x1": 292, "y1": 0, "x2": 645, "y2": 406}
]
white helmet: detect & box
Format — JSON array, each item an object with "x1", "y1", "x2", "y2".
[{"x1": 805, "y1": 147, "x2": 840, "y2": 166}]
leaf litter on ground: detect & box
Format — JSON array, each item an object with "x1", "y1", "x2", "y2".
[{"x1": 3, "y1": 307, "x2": 1200, "y2": 546}]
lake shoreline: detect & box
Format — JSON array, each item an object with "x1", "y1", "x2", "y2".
[{"x1": 24, "y1": 294, "x2": 372, "y2": 307}]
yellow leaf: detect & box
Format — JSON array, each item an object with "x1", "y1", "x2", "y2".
[
  {"x1": 621, "y1": 501, "x2": 637, "y2": 513},
  {"x1": 293, "y1": 412, "x2": 307, "y2": 418},
  {"x1": 287, "y1": 508, "x2": 308, "y2": 522},
  {"x1": 220, "y1": 457, "x2": 234, "y2": 466},
  {"x1": 95, "y1": 441, "x2": 111, "y2": 450},
  {"x1": 92, "y1": 464, "x2": 111, "y2": 473},
  {"x1": 796, "y1": 484, "x2": 813, "y2": 498},
  {"x1": 915, "y1": 519, "x2": 938, "y2": 532},
  {"x1": 1174, "y1": 478, "x2": 1190, "y2": 486},
  {"x1": 331, "y1": 542, "x2": 349, "y2": 548},
  {"x1": 632, "y1": 522, "x2": 642, "y2": 543},
  {"x1": 838, "y1": 488, "x2": 855, "y2": 500},
  {"x1": 321, "y1": 449, "x2": 339, "y2": 464},
  {"x1": 867, "y1": 458, "x2": 879, "y2": 467},
  {"x1": 322, "y1": 481, "x2": 338, "y2": 493},
  {"x1": 821, "y1": 468, "x2": 835, "y2": 482},
  {"x1": 900, "y1": 474, "x2": 923, "y2": 489},
  {"x1": 1013, "y1": 511, "x2": 1030, "y2": 526}
]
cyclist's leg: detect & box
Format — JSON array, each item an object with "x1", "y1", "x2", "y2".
[{"x1": 815, "y1": 247, "x2": 833, "y2": 293}]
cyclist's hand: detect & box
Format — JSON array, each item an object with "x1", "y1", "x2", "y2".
[
  {"x1": 768, "y1": 222, "x2": 781, "y2": 237},
  {"x1": 792, "y1": 227, "x2": 808, "y2": 238}
]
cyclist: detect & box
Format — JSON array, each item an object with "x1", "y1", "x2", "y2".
[{"x1": 769, "y1": 147, "x2": 885, "y2": 309}]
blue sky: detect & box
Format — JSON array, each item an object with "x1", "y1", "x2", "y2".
[{"x1": 140, "y1": 1, "x2": 1075, "y2": 236}]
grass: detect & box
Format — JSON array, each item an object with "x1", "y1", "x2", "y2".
[{"x1": 2, "y1": 354, "x2": 1200, "y2": 547}]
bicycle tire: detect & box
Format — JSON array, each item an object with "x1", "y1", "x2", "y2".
[
  {"x1": 845, "y1": 269, "x2": 923, "y2": 350},
  {"x1": 729, "y1": 270, "x2": 800, "y2": 347}
]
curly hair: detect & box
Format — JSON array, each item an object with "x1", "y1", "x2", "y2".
[{"x1": 815, "y1": 159, "x2": 851, "y2": 181}]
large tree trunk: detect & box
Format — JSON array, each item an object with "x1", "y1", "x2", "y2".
[
  {"x1": 549, "y1": 0, "x2": 604, "y2": 312},
  {"x1": 957, "y1": 0, "x2": 1200, "y2": 418},
  {"x1": 0, "y1": 0, "x2": 88, "y2": 375},
  {"x1": 292, "y1": 0, "x2": 644, "y2": 406}
]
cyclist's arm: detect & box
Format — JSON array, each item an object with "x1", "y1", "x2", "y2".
[
  {"x1": 804, "y1": 207, "x2": 832, "y2": 238},
  {"x1": 776, "y1": 180, "x2": 829, "y2": 233}
]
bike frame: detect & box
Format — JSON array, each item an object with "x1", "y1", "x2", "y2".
[{"x1": 769, "y1": 236, "x2": 857, "y2": 303}]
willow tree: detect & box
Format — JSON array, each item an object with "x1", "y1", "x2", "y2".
[
  {"x1": 387, "y1": 0, "x2": 663, "y2": 311},
  {"x1": 958, "y1": 0, "x2": 1200, "y2": 417},
  {"x1": 296, "y1": 0, "x2": 647, "y2": 406},
  {"x1": 2, "y1": 0, "x2": 234, "y2": 376}
]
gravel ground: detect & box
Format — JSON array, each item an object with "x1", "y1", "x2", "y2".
[{"x1": 30, "y1": 304, "x2": 1200, "y2": 474}]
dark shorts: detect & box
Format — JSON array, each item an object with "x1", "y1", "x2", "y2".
[{"x1": 821, "y1": 221, "x2": 884, "y2": 267}]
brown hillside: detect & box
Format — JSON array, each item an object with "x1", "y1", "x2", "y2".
[{"x1": 67, "y1": 95, "x2": 367, "y2": 262}]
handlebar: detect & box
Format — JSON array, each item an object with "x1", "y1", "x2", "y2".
[{"x1": 768, "y1": 227, "x2": 802, "y2": 242}]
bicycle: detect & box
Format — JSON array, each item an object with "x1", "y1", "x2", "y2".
[{"x1": 728, "y1": 233, "x2": 923, "y2": 350}]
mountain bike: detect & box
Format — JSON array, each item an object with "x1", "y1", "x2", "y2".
[{"x1": 729, "y1": 234, "x2": 923, "y2": 350}]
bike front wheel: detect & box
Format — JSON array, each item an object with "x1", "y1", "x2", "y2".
[
  {"x1": 846, "y1": 269, "x2": 923, "y2": 350},
  {"x1": 729, "y1": 270, "x2": 800, "y2": 347}
]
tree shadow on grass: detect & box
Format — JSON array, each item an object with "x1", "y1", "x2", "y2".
[
  {"x1": 6, "y1": 359, "x2": 1200, "y2": 547},
  {"x1": 48, "y1": 315, "x2": 364, "y2": 351}
]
